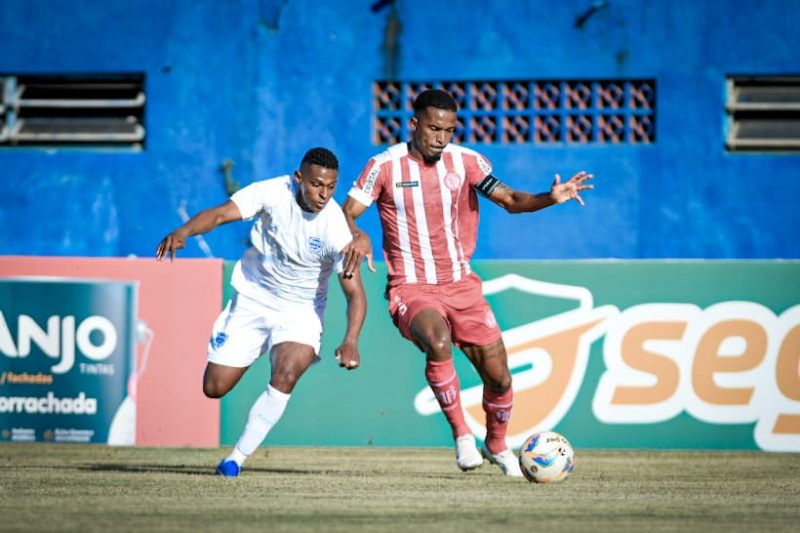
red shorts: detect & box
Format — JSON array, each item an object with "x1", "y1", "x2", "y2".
[{"x1": 386, "y1": 273, "x2": 502, "y2": 349}]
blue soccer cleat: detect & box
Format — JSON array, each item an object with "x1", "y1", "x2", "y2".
[{"x1": 215, "y1": 459, "x2": 241, "y2": 477}]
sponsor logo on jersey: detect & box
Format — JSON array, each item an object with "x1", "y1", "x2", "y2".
[
  {"x1": 395, "y1": 180, "x2": 419, "y2": 188},
  {"x1": 363, "y1": 165, "x2": 380, "y2": 195},
  {"x1": 476, "y1": 155, "x2": 492, "y2": 175}
]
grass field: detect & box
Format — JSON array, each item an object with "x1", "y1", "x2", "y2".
[{"x1": 1, "y1": 443, "x2": 799, "y2": 532}]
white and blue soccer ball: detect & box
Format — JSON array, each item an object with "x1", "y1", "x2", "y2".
[{"x1": 518, "y1": 431, "x2": 575, "y2": 484}]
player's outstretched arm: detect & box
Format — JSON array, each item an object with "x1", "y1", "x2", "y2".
[
  {"x1": 156, "y1": 200, "x2": 242, "y2": 261},
  {"x1": 488, "y1": 171, "x2": 594, "y2": 213},
  {"x1": 334, "y1": 268, "x2": 367, "y2": 371},
  {"x1": 341, "y1": 197, "x2": 376, "y2": 276}
]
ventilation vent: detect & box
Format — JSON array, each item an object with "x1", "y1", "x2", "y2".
[
  {"x1": 0, "y1": 74, "x2": 145, "y2": 148},
  {"x1": 374, "y1": 79, "x2": 656, "y2": 145},
  {"x1": 726, "y1": 76, "x2": 800, "y2": 152}
]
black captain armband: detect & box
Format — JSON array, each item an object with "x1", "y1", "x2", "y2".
[{"x1": 475, "y1": 175, "x2": 502, "y2": 198}]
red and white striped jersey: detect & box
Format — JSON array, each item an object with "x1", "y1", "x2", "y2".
[{"x1": 348, "y1": 142, "x2": 494, "y2": 288}]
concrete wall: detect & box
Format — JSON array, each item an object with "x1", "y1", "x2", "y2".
[{"x1": 1, "y1": 0, "x2": 798, "y2": 260}]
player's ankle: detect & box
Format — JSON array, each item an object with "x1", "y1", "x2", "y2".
[
  {"x1": 226, "y1": 447, "x2": 248, "y2": 467},
  {"x1": 485, "y1": 437, "x2": 507, "y2": 455}
]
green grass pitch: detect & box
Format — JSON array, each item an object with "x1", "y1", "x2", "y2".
[{"x1": 1, "y1": 443, "x2": 799, "y2": 532}]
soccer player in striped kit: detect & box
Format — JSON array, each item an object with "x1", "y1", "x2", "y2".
[{"x1": 342, "y1": 89, "x2": 592, "y2": 476}]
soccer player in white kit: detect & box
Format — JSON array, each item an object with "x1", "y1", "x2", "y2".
[{"x1": 157, "y1": 147, "x2": 366, "y2": 477}]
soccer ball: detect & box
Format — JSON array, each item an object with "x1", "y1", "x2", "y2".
[{"x1": 518, "y1": 431, "x2": 575, "y2": 483}]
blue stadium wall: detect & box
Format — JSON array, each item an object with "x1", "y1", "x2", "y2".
[{"x1": 1, "y1": 0, "x2": 798, "y2": 261}]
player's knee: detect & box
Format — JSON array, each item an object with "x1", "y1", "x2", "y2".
[
  {"x1": 419, "y1": 332, "x2": 451, "y2": 358},
  {"x1": 484, "y1": 373, "x2": 512, "y2": 393},
  {"x1": 270, "y1": 371, "x2": 299, "y2": 393},
  {"x1": 497, "y1": 374, "x2": 513, "y2": 392},
  {"x1": 429, "y1": 338, "x2": 451, "y2": 356}
]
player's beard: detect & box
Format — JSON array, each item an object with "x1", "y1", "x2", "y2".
[
  {"x1": 409, "y1": 139, "x2": 442, "y2": 164},
  {"x1": 424, "y1": 145, "x2": 444, "y2": 163},
  {"x1": 295, "y1": 191, "x2": 316, "y2": 213}
]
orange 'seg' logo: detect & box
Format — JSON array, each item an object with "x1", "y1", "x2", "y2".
[{"x1": 413, "y1": 274, "x2": 800, "y2": 452}]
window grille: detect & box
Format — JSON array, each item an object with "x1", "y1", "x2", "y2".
[
  {"x1": 373, "y1": 79, "x2": 656, "y2": 145},
  {"x1": 0, "y1": 74, "x2": 145, "y2": 148},
  {"x1": 726, "y1": 76, "x2": 800, "y2": 152}
]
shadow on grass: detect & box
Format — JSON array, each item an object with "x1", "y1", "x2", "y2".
[
  {"x1": 77, "y1": 464, "x2": 321, "y2": 476},
  {"x1": 18, "y1": 462, "x2": 477, "y2": 480}
]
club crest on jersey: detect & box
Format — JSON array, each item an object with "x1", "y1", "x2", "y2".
[
  {"x1": 211, "y1": 332, "x2": 228, "y2": 349},
  {"x1": 308, "y1": 236, "x2": 323, "y2": 255},
  {"x1": 444, "y1": 171, "x2": 463, "y2": 191}
]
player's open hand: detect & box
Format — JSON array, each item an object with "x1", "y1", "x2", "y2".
[
  {"x1": 342, "y1": 231, "x2": 375, "y2": 278},
  {"x1": 156, "y1": 230, "x2": 188, "y2": 261},
  {"x1": 335, "y1": 340, "x2": 360, "y2": 371},
  {"x1": 550, "y1": 171, "x2": 594, "y2": 206}
]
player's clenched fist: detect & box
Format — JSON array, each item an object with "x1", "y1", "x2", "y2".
[{"x1": 335, "y1": 340, "x2": 361, "y2": 370}]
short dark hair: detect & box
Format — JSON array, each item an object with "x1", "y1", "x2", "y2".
[
  {"x1": 301, "y1": 147, "x2": 339, "y2": 170},
  {"x1": 413, "y1": 89, "x2": 458, "y2": 114}
]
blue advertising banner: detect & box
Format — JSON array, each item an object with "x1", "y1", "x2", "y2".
[{"x1": 0, "y1": 277, "x2": 137, "y2": 444}]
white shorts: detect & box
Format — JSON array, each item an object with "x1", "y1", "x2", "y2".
[{"x1": 207, "y1": 291, "x2": 323, "y2": 368}]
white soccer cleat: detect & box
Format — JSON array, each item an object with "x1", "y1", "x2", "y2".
[
  {"x1": 455, "y1": 434, "x2": 483, "y2": 471},
  {"x1": 482, "y1": 445, "x2": 524, "y2": 477}
]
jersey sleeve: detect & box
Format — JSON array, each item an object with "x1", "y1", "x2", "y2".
[
  {"x1": 465, "y1": 151, "x2": 494, "y2": 186},
  {"x1": 347, "y1": 158, "x2": 385, "y2": 207},
  {"x1": 230, "y1": 177, "x2": 282, "y2": 220},
  {"x1": 326, "y1": 208, "x2": 355, "y2": 273}
]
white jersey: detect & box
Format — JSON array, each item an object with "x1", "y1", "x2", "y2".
[{"x1": 229, "y1": 175, "x2": 352, "y2": 313}]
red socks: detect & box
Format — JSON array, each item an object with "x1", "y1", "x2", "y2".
[
  {"x1": 426, "y1": 358, "x2": 514, "y2": 453},
  {"x1": 425, "y1": 359, "x2": 471, "y2": 439},
  {"x1": 483, "y1": 388, "x2": 513, "y2": 455}
]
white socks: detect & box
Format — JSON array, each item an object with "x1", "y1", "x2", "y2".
[{"x1": 227, "y1": 384, "x2": 290, "y2": 466}]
